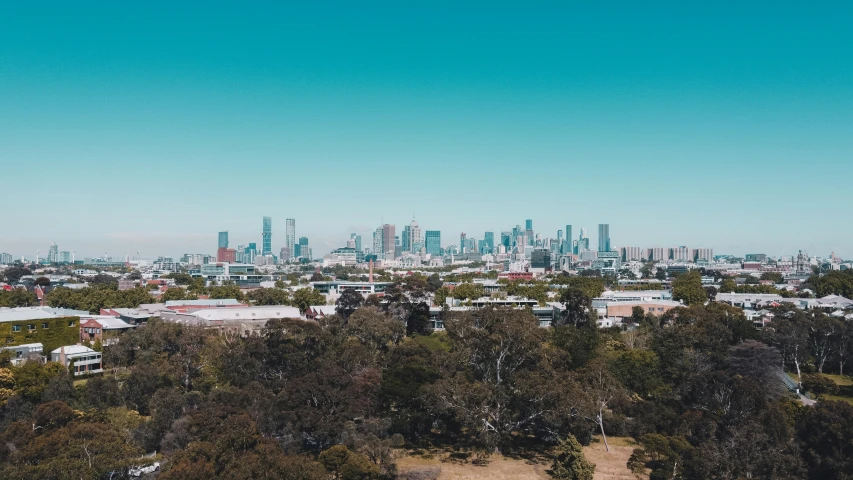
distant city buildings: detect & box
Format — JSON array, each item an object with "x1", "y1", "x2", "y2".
[{"x1": 262, "y1": 216, "x2": 272, "y2": 256}]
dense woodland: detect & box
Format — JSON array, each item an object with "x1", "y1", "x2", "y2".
[{"x1": 2, "y1": 271, "x2": 853, "y2": 478}]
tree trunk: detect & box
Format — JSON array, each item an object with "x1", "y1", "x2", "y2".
[
  {"x1": 794, "y1": 357, "x2": 802, "y2": 387},
  {"x1": 598, "y1": 409, "x2": 610, "y2": 453}
]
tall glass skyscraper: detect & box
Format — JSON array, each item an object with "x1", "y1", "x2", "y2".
[
  {"x1": 564, "y1": 225, "x2": 572, "y2": 254},
  {"x1": 525, "y1": 219, "x2": 533, "y2": 231},
  {"x1": 484, "y1": 232, "x2": 494, "y2": 253},
  {"x1": 262, "y1": 217, "x2": 272, "y2": 255},
  {"x1": 598, "y1": 224, "x2": 611, "y2": 252},
  {"x1": 218, "y1": 231, "x2": 229, "y2": 249},
  {"x1": 425, "y1": 230, "x2": 441, "y2": 256}
]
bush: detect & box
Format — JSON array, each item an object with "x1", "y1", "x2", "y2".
[{"x1": 802, "y1": 374, "x2": 840, "y2": 396}]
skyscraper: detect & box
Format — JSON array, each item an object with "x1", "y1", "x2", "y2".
[
  {"x1": 563, "y1": 225, "x2": 572, "y2": 254},
  {"x1": 373, "y1": 227, "x2": 383, "y2": 257},
  {"x1": 351, "y1": 233, "x2": 363, "y2": 253},
  {"x1": 285, "y1": 219, "x2": 295, "y2": 261},
  {"x1": 48, "y1": 243, "x2": 58, "y2": 263},
  {"x1": 501, "y1": 231, "x2": 512, "y2": 249},
  {"x1": 425, "y1": 231, "x2": 441, "y2": 256},
  {"x1": 459, "y1": 232, "x2": 467, "y2": 253},
  {"x1": 382, "y1": 224, "x2": 395, "y2": 259},
  {"x1": 299, "y1": 237, "x2": 310, "y2": 260},
  {"x1": 262, "y1": 216, "x2": 272, "y2": 255},
  {"x1": 404, "y1": 219, "x2": 422, "y2": 253},
  {"x1": 484, "y1": 232, "x2": 494, "y2": 254},
  {"x1": 218, "y1": 231, "x2": 229, "y2": 249},
  {"x1": 525, "y1": 219, "x2": 533, "y2": 231},
  {"x1": 598, "y1": 224, "x2": 610, "y2": 252}
]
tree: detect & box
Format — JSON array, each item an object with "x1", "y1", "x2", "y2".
[
  {"x1": 247, "y1": 287, "x2": 291, "y2": 306},
  {"x1": 2, "y1": 264, "x2": 31, "y2": 284},
  {"x1": 549, "y1": 434, "x2": 595, "y2": 480},
  {"x1": 427, "y1": 273, "x2": 443, "y2": 292},
  {"x1": 557, "y1": 287, "x2": 594, "y2": 327},
  {"x1": 336, "y1": 289, "x2": 364, "y2": 319},
  {"x1": 292, "y1": 287, "x2": 326, "y2": 313},
  {"x1": 208, "y1": 283, "x2": 243, "y2": 301},
  {"x1": 405, "y1": 301, "x2": 432, "y2": 336},
  {"x1": 671, "y1": 271, "x2": 707, "y2": 306},
  {"x1": 91, "y1": 274, "x2": 119, "y2": 289},
  {"x1": 33, "y1": 276, "x2": 51, "y2": 287},
  {"x1": 581, "y1": 359, "x2": 624, "y2": 452},
  {"x1": 161, "y1": 287, "x2": 193, "y2": 303},
  {"x1": 719, "y1": 277, "x2": 737, "y2": 293},
  {"x1": 760, "y1": 272, "x2": 784, "y2": 283}
]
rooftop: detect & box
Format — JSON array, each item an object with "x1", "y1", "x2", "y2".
[{"x1": 0, "y1": 307, "x2": 89, "y2": 323}]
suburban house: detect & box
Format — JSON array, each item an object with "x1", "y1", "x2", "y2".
[
  {"x1": 0, "y1": 342, "x2": 44, "y2": 366},
  {"x1": 79, "y1": 317, "x2": 136, "y2": 345},
  {"x1": 305, "y1": 305, "x2": 337, "y2": 320},
  {"x1": 51, "y1": 345, "x2": 103, "y2": 376}
]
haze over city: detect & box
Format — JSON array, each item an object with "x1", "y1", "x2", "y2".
[{"x1": 2, "y1": 2, "x2": 852, "y2": 258}]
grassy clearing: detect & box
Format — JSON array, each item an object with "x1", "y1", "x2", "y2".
[
  {"x1": 824, "y1": 374, "x2": 853, "y2": 386},
  {"x1": 396, "y1": 437, "x2": 638, "y2": 480}
]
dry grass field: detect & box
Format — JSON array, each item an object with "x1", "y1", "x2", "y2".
[{"x1": 395, "y1": 437, "x2": 642, "y2": 480}]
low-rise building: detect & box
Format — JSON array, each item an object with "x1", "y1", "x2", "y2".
[
  {"x1": 1, "y1": 343, "x2": 44, "y2": 366},
  {"x1": 79, "y1": 317, "x2": 135, "y2": 346},
  {"x1": 51, "y1": 345, "x2": 103, "y2": 376}
]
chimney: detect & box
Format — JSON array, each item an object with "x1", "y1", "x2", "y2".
[
  {"x1": 58, "y1": 346, "x2": 66, "y2": 366},
  {"x1": 369, "y1": 259, "x2": 374, "y2": 283}
]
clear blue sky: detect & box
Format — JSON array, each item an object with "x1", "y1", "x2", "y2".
[{"x1": 1, "y1": 1, "x2": 851, "y2": 259}]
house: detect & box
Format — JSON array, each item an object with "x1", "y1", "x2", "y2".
[
  {"x1": 51, "y1": 345, "x2": 103, "y2": 376},
  {"x1": 79, "y1": 317, "x2": 135, "y2": 345},
  {"x1": 305, "y1": 305, "x2": 337, "y2": 320},
  {"x1": 160, "y1": 305, "x2": 302, "y2": 336},
  {"x1": 1, "y1": 343, "x2": 44, "y2": 366}
]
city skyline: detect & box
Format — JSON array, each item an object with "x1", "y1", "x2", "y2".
[
  {"x1": 1, "y1": 3, "x2": 852, "y2": 258},
  {"x1": 0, "y1": 215, "x2": 833, "y2": 262}
]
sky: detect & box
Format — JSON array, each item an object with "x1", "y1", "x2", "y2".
[{"x1": 1, "y1": 1, "x2": 851, "y2": 259}]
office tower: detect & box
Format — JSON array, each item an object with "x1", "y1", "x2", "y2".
[
  {"x1": 373, "y1": 227, "x2": 383, "y2": 256},
  {"x1": 285, "y1": 219, "x2": 296, "y2": 261},
  {"x1": 525, "y1": 219, "x2": 533, "y2": 231},
  {"x1": 425, "y1": 230, "x2": 441, "y2": 256},
  {"x1": 299, "y1": 237, "x2": 311, "y2": 261},
  {"x1": 403, "y1": 219, "x2": 422, "y2": 253},
  {"x1": 382, "y1": 224, "x2": 395, "y2": 259},
  {"x1": 556, "y1": 229, "x2": 563, "y2": 246},
  {"x1": 262, "y1": 217, "x2": 272, "y2": 255},
  {"x1": 218, "y1": 231, "x2": 229, "y2": 249},
  {"x1": 355, "y1": 235, "x2": 362, "y2": 253},
  {"x1": 578, "y1": 228, "x2": 589, "y2": 255},
  {"x1": 459, "y1": 232, "x2": 467, "y2": 253},
  {"x1": 279, "y1": 247, "x2": 291, "y2": 263},
  {"x1": 58, "y1": 251, "x2": 72, "y2": 264},
  {"x1": 525, "y1": 219, "x2": 533, "y2": 246},
  {"x1": 598, "y1": 224, "x2": 610, "y2": 252},
  {"x1": 484, "y1": 232, "x2": 494, "y2": 254},
  {"x1": 48, "y1": 243, "x2": 58, "y2": 263},
  {"x1": 531, "y1": 249, "x2": 551, "y2": 270},
  {"x1": 501, "y1": 231, "x2": 511, "y2": 249},
  {"x1": 564, "y1": 225, "x2": 572, "y2": 254}
]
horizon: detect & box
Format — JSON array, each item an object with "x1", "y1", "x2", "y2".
[{"x1": 2, "y1": 2, "x2": 851, "y2": 258}]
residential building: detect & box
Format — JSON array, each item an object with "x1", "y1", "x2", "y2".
[
  {"x1": 621, "y1": 247, "x2": 644, "y2": 262},
  {"x1": 48, "y1": 243, "x2": 59, "y2": 263},
  {"x1": 373, "y1": 227, "x2": 383, "y2": 257},
  {"x1": 0, "y1": 343, "x2": 44, "y2": 366},
  {"x1": 279, "y1": 247, "x2": 291, "y2": 263},
  {"x1": 0, "y1": 253, "x2": 13, "y2": 264},
  {"x1": 79, "y1": 317, "x2": 135, "y2": 345},
  {"x1": 693, "y1": 248, "x2": 714, "y2": 263},
  {"x1": 51, "y1": 345, "x2": 103, "y2": 376},
  {"x1": 670, "y1": 246, "x2": 690, "y2": 262},
  {"x1": 648, "y1": 247, "x2": 666, "y2": 262},
  {"x1": 262, "y1": 216, "x2": 273, "y2": 255},
  {"x1": 58, "y1": 251, "x2": 73, "y2": 263},
  {"x1": 285, "y1": 219, "x2": 296, "y2": 261},
  {"x1": 194, "y1": 263, "x2": 262, "y2": 287},
  {"x1": 160, "y1": 305, "x2": 303, "y2": 337}
]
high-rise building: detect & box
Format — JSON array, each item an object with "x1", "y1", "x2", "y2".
[
  {"x1": 563, "y1": 225, "x2": 572, "y2": 254},
  {"x1": 351, "y1": 233, "x2": 362, "y2": 253},
  {"x1": 48, "y1": 243, "x2": 59, "y2": 263},
  {"x1": 459, "y1": 232, "x2": 467, "y2": 254},
  {"x1": 285, "y1": 219, "x2": 295, "y2": 261},
  {"x1": 373, "y1": 227, "x2": 383, "y2": 257},
  {"x1": 262, "y1": 217, "x2": 272, "y2": 255},
  {"x1": 0, "y1": 252, "x2": 13, "y2": 264},
  {"x1": 670, "y1": 246, "x2": 690, "y2": 261},
  {"x1": 621, "y1": 247, "x2": 644, "y2": 262},
  {"x1": 425, "y1": 231, "x2": 441, "y2": 256},
  {"x1": 531, "y1": 248, "x2": 551, "y2": 270},
  {"x1": 501, "y1": 232, "x2": 512, "y2": 249},
  {"x1": 648, "y1": 248, "x2": 666, "y2": 262},
  {"x1": 298, "y1": 237, "x2": 309, "y2": 260},
  {"x1": 577, "y1": 228, "x2": 589, "y2": 255},
  {"x1": 402, "y1": 219, "x2": 422, "y2": 253},
  {"x1": 525, "y1": 219, "x2": 533, "y2": 231},
  {"x1": 218, "y1": 231, "x2": 229, "y2": 249},
  {"x1": 598, "y1": 224, "x2": 610, "y2": 252},
  {"x1": 693, "y1": 248, "x2": 714, "y2": 263},
  {"x1": 382, "y1": 224, "x2": 395, "y2": 260},
  {"x1": 58, "y1": 251, "x2": 73, "y2": 264},
  {"x1": 484, "y1": 232, "x2": 494, "y2": 254}
]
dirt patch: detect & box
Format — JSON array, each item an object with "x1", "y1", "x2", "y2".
[{"x1": 396, "y1": 437, "x2": 640, "y2": 480}]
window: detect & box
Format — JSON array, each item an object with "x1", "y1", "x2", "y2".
[
  {"x1": 68, "y1": 320, "x2": 75, "y2": 327},
  {"x1": 42, "y1": 323, "x2": 49, "y2": 329},
  {"x1": 27, "y1": 324, "x2": 35, "y2": 331},
  {"x1": 11, "y1": 325, "x2": 20, "y2": 332}
]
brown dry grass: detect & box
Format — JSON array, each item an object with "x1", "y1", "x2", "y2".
[{"x1": 395, "y1": 437, "x2": 641, "y2": 480}]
